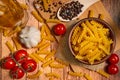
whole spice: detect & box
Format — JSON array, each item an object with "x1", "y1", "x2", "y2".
[{"x1": 59, "y1": 1, "x2": 84, "y2": 20}]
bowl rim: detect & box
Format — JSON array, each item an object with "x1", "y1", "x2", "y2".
[{"x1": 68, "y1": 17, "x2": 116, "y2": 65}]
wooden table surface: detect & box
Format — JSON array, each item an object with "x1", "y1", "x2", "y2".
[
  {"x1": 101, "y1": 0, "x2": 120, "y2": 28},
  {"x1": 0, "y1": 0, "x2": 120, "y2": 80}
]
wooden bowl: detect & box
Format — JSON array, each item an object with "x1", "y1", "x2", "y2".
[{"x1": 68, "y1": 17, "x2": 116, "y2": 65}]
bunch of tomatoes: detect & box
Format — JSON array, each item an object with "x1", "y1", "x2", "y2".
[
  {"x1": 107, "y1": 53, "x2": 119, "y2": 74},
  {"x1": 0, "y1": 23, "x2": 66, "y2": 79},
  {"x1": 0, "y1": 50, "x2": 37, "y2": 79}
]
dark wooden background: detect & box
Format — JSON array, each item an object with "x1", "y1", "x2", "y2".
[
  {"x1": 0, "y1": 0, "x2": 120, "y2": 80},
  {"x1": 101, "y1": 0, "x2": 120, "y2": 29}
]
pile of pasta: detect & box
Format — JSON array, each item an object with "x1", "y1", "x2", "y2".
[{"x1": 71, "y1": 20, "x2": 113, "y2": 64}]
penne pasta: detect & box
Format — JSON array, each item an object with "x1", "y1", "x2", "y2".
[
  {"x1": 20, "y1": 3, "x2": 28, "y2": 10},
  {"x1": 32, "y1": 53, "x2": 44, "y2": 62},
  {"x1": 49, "y1": 63, "x2": 65, "y2": 68},
  {"x1": 88, "y1": 10, "x2": 94, "y2": 17},
  {"x1": 46, "y1": 19, "x2": 61, "y2": 23},
  {"x1": 99, "y1": 14, "x2": 104, "y2": 20},
  {"x1": 97, "y1": 70, "x2": 109, "y2": 78},
  {"x1": 3, "y1": 29, "x2": 9, "y2": 37},
  {"x1": 6, "y1": 41, "x2": 15, "y2": 53},
  {"x1": 12, "y1": 37, "x2": 22, "y2": 50},
  {"x1": 31, "y1": 11, "x2": 44, "y2": 22},
  {"x1": 27, "y1": 70, "x2": 42, "y2": 79},
  {"x1": 68, "y1": 71, "x2": 83, "y2": 77},
  {"x1": 43, "y1": 0, "x2": 49, "y2": 11},
  {"x1": 37, "y1": 50, "x2": 50, "y2": 55},
  {"x1": 55, "y1": 58, "x2": 69, "y2": 66},
  {"x1": 44, "y1": 50, "x2": 56, "y2": 61},
  {"x1": 36, "y1": 39, "x2": 47, "y2": 48},
  {"x1": 41, "y1": 58, "x2": 54, "y2": 68},
  {"x1": 84, "y1": 74, "x2": 93, "y2": 80},
  {"x1": 29, "y1": 54, "x2": 39, "y2": 63},
  {"x1": 8, "y1": 26, "x2": 21, "y2": 36},
  {"x1": 39, "y1": 42, "x2": 50, "y2": 51},
  {"x1": 46, "y1": 72, "x2": 60, "y2": 78}
]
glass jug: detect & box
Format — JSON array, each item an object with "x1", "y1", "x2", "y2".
[{"x1": 0, "y1": 0, "x2": 24, "y2": 28}]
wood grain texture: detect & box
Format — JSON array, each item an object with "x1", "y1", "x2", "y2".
[
  {"x1": 0, "y1": 32, "x2": 2, "y2": 80},
  {"x1": 0, "y1": 0, "x2": 120, "y2": 80},
  {"x1": 101, "y1": 0, "x2": 120, "y2": 28}
]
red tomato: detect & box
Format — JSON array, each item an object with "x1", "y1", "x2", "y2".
[
  {"x1": 10, "y1": 66, "x2": 25, "y2": 79},
  {"x1": 107, "y1": 64, "x2": 119, "y2": 74},
  {"x1": 53, "y1": 23, "x2": 66, "y2": 35},
  {"x1": 108, "y1": 53, "x2": 119, "y2": 64},
  {"x1": 21, "y1": 59, "x2": 37, "y2": 72},
  {"x1": 1, "y1": 56, "x2": 16, "y2": 69},
  {"x1": 14, "y1": 50, "x2": 28, "y2": 63}
]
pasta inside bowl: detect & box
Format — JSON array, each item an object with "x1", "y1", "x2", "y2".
[{"x1": 68, "y1": 18, "x2": 116, "y2": 65}]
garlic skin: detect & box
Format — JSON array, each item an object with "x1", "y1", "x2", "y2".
[{"x1": 19, "y1": 26, "x2": 41, "y2": 48}]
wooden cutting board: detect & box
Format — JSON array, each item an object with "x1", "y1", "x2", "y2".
[{"x1": 1, "y1": 0, "x2": 120, "y2": 80}]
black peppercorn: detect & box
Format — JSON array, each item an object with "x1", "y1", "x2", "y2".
[{"x1": 59, "y1": 1, "x2": 84, "y2": 20}]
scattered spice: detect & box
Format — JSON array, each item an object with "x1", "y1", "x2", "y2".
[
  {"x1": 35, "y1": 0, "x2": 63, "y2": 19},
  {"x1": 59, "y1": 1, "x2": 84, "y2": 20}
]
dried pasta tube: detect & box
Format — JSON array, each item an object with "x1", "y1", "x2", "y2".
[
  {"x1": 44, "y1": 50, "x2": 56, "y2": 60},
  {"x1": 71, "y1": 26, "x2": 80, "y2": 42},
  {"x1": 29, "y1": 54, "x2": 39, "y2": 63},
  {"x1": 36, "y1": 39, "x2": 46, "y2": 48},
  {"x1": 31, "y1": 11, "x2": 44, "y2": 22},
  {"x1": 20, "y1": 3, "x2": 28, "y2": 10},
  {"x1": 47, "y1": 0, "x2": 52, "y2": 3},
  {"x1": 0, "y1": 26, "x2": 8, "y2": 30},
  {"x1": 90, "y1": 20, "x2": 103, "y2": 28},
  {"x1": 97, "y1": 70, "x2": 109, "y2": 78},
  {"x1": 3, "y1": 29, "x2": 9, "y2": 37},
  {"x1": 78, "y1": 23, "x2": 87, "y2": 43},
  {"x1": 27, "y1": 70, "x2": 42, "y2": 79},
  {"x1": 49, "y1": 63, "x2": 65, "y2": 68},
  {"x1": 84, "y1": 74, "x2": 93, "y2": 80},
  {"x1": 39, "y1": 42, "x2": 50, "y2": 51},
  {"x1": 46, "y1": 72, "x2": 60, "y2": 78},
  {"x1": 99, "y1": 14, "x2": 104, "y2": 20},
  {"x1": 43, "y1": 24, "x2": 51, "y2": 36},
  {"x1": 88, "y1": 10, "x2": 94, "y2": 17},
  {"x1": 41, "y1": 58, "x2": 54, "y2": 68},
  {"x1": 12, "y1": 37, "x2": 22, "y2": 50},
  {"x1": 32, "y1": 53, "x2": 44, "y2": 62},
  {"x1": 6, "y1": 41, "x2": 15, "y2": 53},
  {"x1": 42, "y1": 35, "x2": 55, "y2": 41},
  {"x1": 49, "y1": 77, "x2": 54, "y2": 80},
  {"x1": 37, "y1": 50, "x2": 50, "y2": 55},
  {"x1": 43, "y1": 0, "x2": 49, "y2": 11},
  {"x1": 68, "y1": 71, "x2": 83, "y2": 77},
  {"x1": 46, "y1": 19, "x2": 61, "y2": 23},
  {"x1": 8, "y1": 26, "x2": 21, "y2": 36},
  {"x1": 55, "y1": 58, "x2": 69, "y2": 66}
]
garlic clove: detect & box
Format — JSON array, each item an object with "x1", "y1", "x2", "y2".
[{"x1": 19, "y1": 26, "x2": 41, "y2": 48}]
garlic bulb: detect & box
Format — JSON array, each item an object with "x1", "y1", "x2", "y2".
[{"x1": 19, "y1": 26, "x2": 41, "y2": 48}]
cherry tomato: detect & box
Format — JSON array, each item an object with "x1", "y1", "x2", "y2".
[
  {"x1": 21, "y1": 59, "x2": 37, "y2": 72},
  {"x1": 10, "y1": 66, "x2": 24, "y2": 79},
  {"x1": 108, "y1": 53, "x2": 119, "y2": 64},
  {"x1": 53, "y1": 23, "x2": 66, "y2": 35},
  {"x1": 1, "y1": 56, "x2": 16, "y2": 69},
  {"x1": 14, "y1": 50, "x2": 28, "y2": 63},
  {"x1": 107, "y1": 64, "x2": 119, "y2": 74}
]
